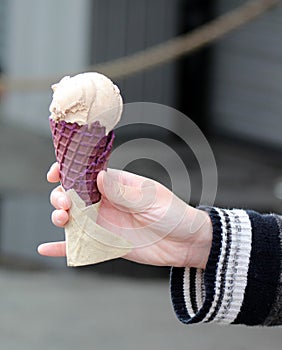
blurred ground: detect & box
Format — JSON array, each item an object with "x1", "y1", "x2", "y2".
[{"x1": 0, "y1": 267, "x2": 281, "y2": 350}]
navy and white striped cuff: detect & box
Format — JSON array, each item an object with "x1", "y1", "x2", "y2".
[{"x1": 170, "y1": 207, "x2": 281, "y2": 326}]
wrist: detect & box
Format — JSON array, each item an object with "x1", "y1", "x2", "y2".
[
  {"x1": 175, "y1": 206, "x2": 212, "y2": 269},
  {"x1": 189, "y1": 210, "x2": 213, "y2": 269}
]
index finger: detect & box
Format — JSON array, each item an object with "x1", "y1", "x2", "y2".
[{"x1": 47, "y1": 162, "x2": 60, "y2": 183}]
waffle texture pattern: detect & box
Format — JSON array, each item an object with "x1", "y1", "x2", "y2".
[
  {"x1": 50, "y1": 118, "x2": 114, "y2": 206},
  {"x1": 170, "y1": 207, "x2": 282, "y2": 326}
]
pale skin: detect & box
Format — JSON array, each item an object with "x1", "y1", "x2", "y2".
[{"x1": 38, "y1": 163, "x2": 213, "y2": 269}]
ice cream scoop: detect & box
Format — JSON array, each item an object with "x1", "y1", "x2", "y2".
[{"x1": 49, "y1": 72, "x2": 123, "y2": 134}]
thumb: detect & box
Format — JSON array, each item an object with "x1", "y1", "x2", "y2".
[{"x1": 97, "y1": 169, "x2": 158, "y2": 212}]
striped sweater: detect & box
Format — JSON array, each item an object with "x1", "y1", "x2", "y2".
[{"x1": 170, "y1": 207, "x2": 282, "y2": 326}]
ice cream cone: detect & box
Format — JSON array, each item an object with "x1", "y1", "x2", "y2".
[
  {"x1": 49, "y1": 118, "x2": 114, "y2": 206},
  {"x1": 47, "y1": 72, "x2": 132, "y2": 266}
]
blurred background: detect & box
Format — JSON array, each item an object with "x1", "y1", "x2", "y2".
[{"x1": 0, "y1": 0, "x2": 282, "y2": 349}]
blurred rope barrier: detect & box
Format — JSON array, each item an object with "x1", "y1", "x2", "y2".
[{"x1": 0, "y1": 0, "x2": 281, "y2": 92}]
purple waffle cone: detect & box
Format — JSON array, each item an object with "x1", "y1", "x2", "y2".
[{"x1": 50, "y1": 118, "x2": 115, "y2": 206}]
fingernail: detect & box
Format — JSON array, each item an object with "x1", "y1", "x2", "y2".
[{"x1": 47, "y1": 164, "x2": 54, "y2": 175}]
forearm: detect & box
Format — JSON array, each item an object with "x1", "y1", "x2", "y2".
[{"x1": 170, "y1": 207, "x2": 282, "y2": 326}]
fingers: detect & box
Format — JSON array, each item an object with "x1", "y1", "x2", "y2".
[
  {"x1": 47, "y1": 162, "x2": 60, "y2": 183},
  {"x1": 44, "y1": 163, "x2": 68, "y2": 255},
  {"x1": 37, "y1": 241, "x2": 66, "y2": 257},
  {"x1": 50, "y1": 186, "x2": 71, "y2": 210},
  {"x1": 50, "y1": 186, "x2": 71, "y2": 227}
]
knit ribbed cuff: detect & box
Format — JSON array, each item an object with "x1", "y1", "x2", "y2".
[
  {"x1": 170, "y1": 207, "x2": 253, "y2": 325},
  {"x1": 233, "y1": 210, "x2": 281, "y2": 325}
]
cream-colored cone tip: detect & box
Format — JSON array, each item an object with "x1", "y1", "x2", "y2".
[{"x1": 65, "y1": 189, "x2": 132, "y2": 267}]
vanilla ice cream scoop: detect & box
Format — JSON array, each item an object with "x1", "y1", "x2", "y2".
[{"x1": 49, "y1": 72, "x2": 123, "y2": 134}]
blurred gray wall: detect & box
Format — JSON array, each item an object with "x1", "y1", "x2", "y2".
[
  {"x1": 211, "y1": 0, "x2": 282, "y2": 147},
  {"x1": 1, "y1": 0, "x2": 92, "y2": 134},
  {"x1": 0, "y1": 1, "x2": 7, "y2": 67},
  {"x1": 90, "y1": 0, "x2": 180, "y2": 107}
]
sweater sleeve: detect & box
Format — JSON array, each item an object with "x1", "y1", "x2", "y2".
[{"x1": 170, "y1": 207, "x2": 282, "y2": 326}]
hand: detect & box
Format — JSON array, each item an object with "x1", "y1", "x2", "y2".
[{"x1": 38, "y1": 163, "x2": 212, "y2": 269}]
